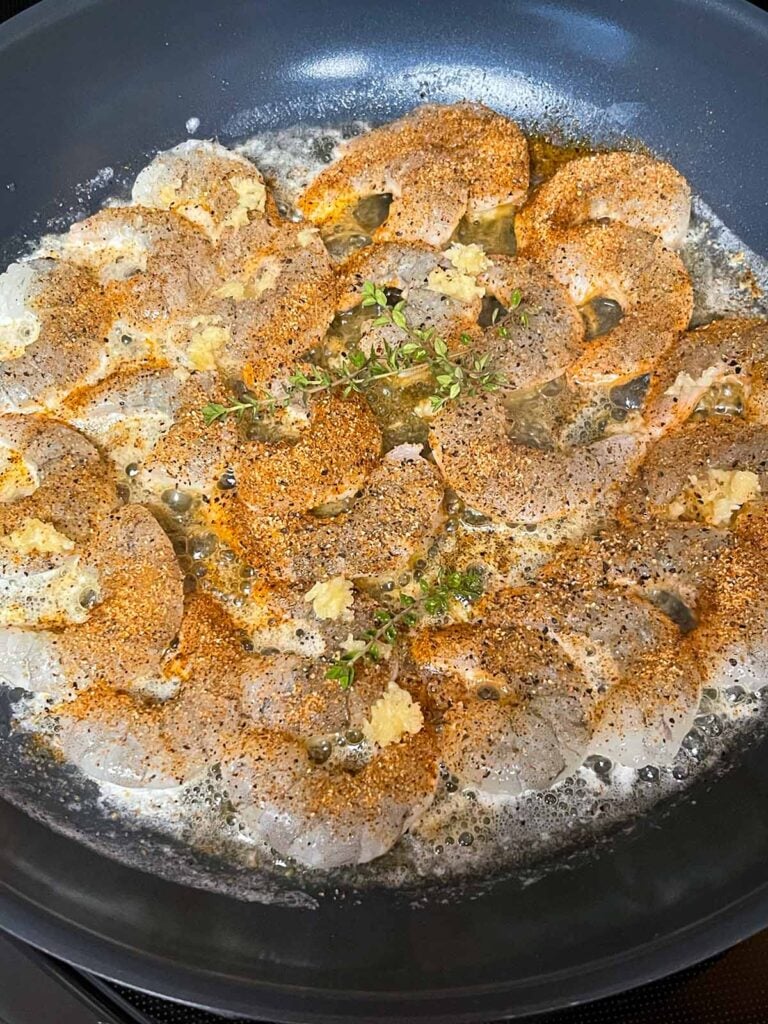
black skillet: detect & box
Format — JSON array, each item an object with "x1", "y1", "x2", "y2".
[{"x1": 0, "y1": 0, "x2": 767, "y2": 1019}]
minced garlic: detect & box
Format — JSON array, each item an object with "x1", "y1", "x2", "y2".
[
  {"x1": 1, "y1": 518, "x2": 74, "y2": 556},
  {"x1": 247, "y1": 258, "x2": 281, "y2": 298},
  {"x1": 215, "y1": 280, "x2": 247, "y2": 300},
  {"x1": 222, "y1": 175, "x2": 267, "y2": 229},
  {"x1": 363, "y1": 681, "x2": 424, "y2": 747},
  {"x1": 186, "y1": 320, "x2": 230, "y2": 371},
  {"x1": 668, "y1": 468, "x2": 761, "y2": 527},
  {"x1": 214, "y1": 258, "x2": 281, "y2": 303},
  {"x1": 413, "y1": 398, "x2": 437, "y2": 419},
  {"x1": 426, "y1": 266, "x2": 485, "y2": 303},
  {"x1": 0, "y1": 444, "x2": 39, "y2": 502},
  {"x1": 297, "y1": 227, "x2": 320, "y2": 247},
  {"x1": 304, "y1": 577, "x2": 354, "y2": 621},
  {"x1": 156, "y1": 181, "x2": 183, "y2": 208},
  {"x1": 664, "y1": 366, "x2": 723, "y2": 400},
  {"x1": 340, "y1": 633, "x2": 392, "y2": 660},
  {"x1": 444, "y1": 242, "x2": 490, "y2": 276}
]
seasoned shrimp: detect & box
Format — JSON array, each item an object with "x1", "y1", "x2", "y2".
[
  {"x1": 0, "y1": 259, "x2": 119, "y2": 412},
  {"x1": 477, "y1": 255, "x2": 585, "y2": 390},
  {"x1": 210, "y1": 220, "x2": 338, "y2": 383},
  {"x1": 620, "y1": 418, "x2": 768, "y2": 525},
  {"x1": 615, "y1": 420, "x2": 768, "y2": 694},
  {"x1": 222, "y1": 429, "x2": 442, "y2": 585},
  {"x1": 231, "y1": 392, "x2": 382, "y2": 520},
  {"x1": 644, "y1": 318, "x2": 768, "y2": 434},
  {"x1": 490, "y1": 583, "x2": 702, "y2": 766},
  {"x1": 430, "y1": 391, "x2": 646, "y2": 524},
  {"x1": 41, "y1": 207, "x2": 217, "y2": 342},
  {"x1": 60, "y1": 368, "x2": 182, "y2": 476},
  {"x1": 540, "y1": 222, "x2": 693, "y2": 384},
  {"x1": 516, "y1": 151, "x2": 691, "y2": 253},
  {"x1": 225, "y1": 661, "x2": 439, "y2": 868},
  {"x1": 206, "y1": 391, "x2": 382, "y2": 577},
  {"x1": 693, "y1": 501, "x2": 768, "y2": 693},
  {"x1": 289, "y1": 443, "x2": 444, "y2": 583},
  {"x1": 225, "y1": 724, "x2": 439, "y2": 868},
  {"x1": 0, "y1": 416, "x2": 117, "y2": 657},
  {"x1": 60, "y1": 368, "x2": 239, "y2": 494},
  {"x1": 581, "y1": 522, "x2": 730, "y2": 619},
  {"x1": 131, "y1": 140, "x2": 339, "y2": 382},
  {"x1": 299, "y1": 103, "x2": 529, "y2": 247},
  {"x1": 132, "y1": 140, "x2": 269, "y2": 242},
  {"x1": 0, "y1": 505, "x2": 183, "y2": 698},
  {"x1": 596, "y1": 509, "x2": 768, "y2": 698},
  {"x1": 50, "y1": 595, "x2": 245, "y2": 788},
  {"x1": 412, "y1": 620, "x2": 592, "y2": 794},
  {"x1": 337, "y1": 241, "x2": 486, "y2": 355},
  {"x1": 0, "y1": 415, "x2": 117, "y2": 541}
]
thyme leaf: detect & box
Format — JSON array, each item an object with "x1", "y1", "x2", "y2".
[
  {"x1": 202, "y1": 282, "x2": 509, "y2": 426},
  {"x1": 326, "y1": 566, "x2": 484, "y2": 689}
]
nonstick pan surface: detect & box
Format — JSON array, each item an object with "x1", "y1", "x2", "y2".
[{"x1": 0, "y1": 0, "x2": 767, "y2": 1020}]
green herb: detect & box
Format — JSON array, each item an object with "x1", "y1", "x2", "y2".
[
  {"x1": 326, "y1": 567, "x2": 484, "y2": 689},
  {"x1": 360, "y1": 282, "x2": 506, "y2": 412},
  {"x1": 202, "y1": 282, "x2": 508, "y2": 426}
]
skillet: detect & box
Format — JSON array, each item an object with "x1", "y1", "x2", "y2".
[{"x1": 0, "y1": 0, "x2": 767, "y2": 1019}]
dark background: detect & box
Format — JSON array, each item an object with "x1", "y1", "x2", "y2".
[{"x1": 0, "y1": 0, "x2": 767, "y2": 1021}]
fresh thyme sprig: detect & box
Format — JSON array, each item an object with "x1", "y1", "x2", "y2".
[
  {"x1": 360, "y1": 281, "x2": 506, "y2": 412},
  {"x1": 201, "y1": 281, "x2": 508, "y2": 425},
  {"x1": 326, "y1": 567, "x2": 484, "y2": 689}
]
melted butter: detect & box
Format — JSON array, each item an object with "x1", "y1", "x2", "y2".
[{"x1": 527, "y1": 135, "x2": 596, "y2": 185}]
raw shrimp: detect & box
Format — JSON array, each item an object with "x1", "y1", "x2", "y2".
[
  {"x1": 222, "y1": 435, "x2": 442, "y2": 584},
  {"x1": 225, "y1": 661, "x2": 439, "y2": 868},
  {"x1": 206, "y1": 391, "x2": 383, "y2": 577},
  {"x1": 579, "y1": 522, "x2": 731, "y2": 619},
  {"x1": 476, "y1": 255, "x2": 585, "y2": 390},
  {"x1": 337, "y1": 241, "x2": 486, "y2": 355},
  {"x1": 132, "y1": 139, "x2": 270, "y2": 242},
  {"x1": 516, "y1": 151, "x2": 691, "y2": 253},
  {"x1": 540, "y1": 222, "x2": 693, "y2": 384},
  {"x1": 0, "y1": 259, "x2": 119, "y2": 412},
  {"x1": 131, "y1": 141, "x2": 339, "y2": 383},
  {"x1": 488, "y1": 583, "x2": 702, "y2": 767},
  {"x1": 0, "y1": 504, "x2": 183, "y2": 698},
  {"x1": 644, "y1": 317, "x2": 768, "y2": 434},
  {"x1": 620, "y1": 418, "x2": 768, "y2": 525},
  {"x1": 224, "y1": 724, "x2": 439, "y2": 868},
  {"x1": 60, "y1": 368, "x2": 183, "y2": 476},
  {"x1": 231, "y1": 392, "x2": 382, "y2": 520},
  {"x1": 0, "y1": 416, "x2": 117, "y2": 650},
  {"x1": 615, "y1": 421, "x2": 768, "y2": 694},
  {"x1": 298, "y1": 103, "x2": 529, "y2": 247},
  {"x1": 411, "y1": 619, "x2": 592, "y2": 794},
  {"x1": 50, "y1": 595, "x2": 245, "y2": 788},
  {"x1": 593, "y1": 509, "x2": 768, "y2": 698},
  {"x1": 210, "y1": 220, "x2": 338, "y2": 383},
  {"x1": 0, "y1": 415, "x2": 117, "y2": 542},
  {"x1": 61, "y1": 368, "x2": 240, "y2": 494},
  {"x1": 41, "y1": 207, "x2": 217, "y2": 343},
  {"x1": 430, "y1": 391, "x2": 646, "y2": 524},
  {"x1": 693, "y1": 501, "x2": 768, "y2": 693},
  {"x1": 288, "y1": 443, "x2": 444, "y2": 583}
]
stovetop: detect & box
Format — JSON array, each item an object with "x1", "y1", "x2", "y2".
[{"x1": 2, "y1": 924, "x2": 768, "y2": 1024}]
